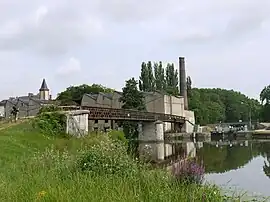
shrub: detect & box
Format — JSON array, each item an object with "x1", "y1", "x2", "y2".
[
  {"x1": 32, "y1": 112, "x2": 66, "y2": 136},
  {"x1": 172, "y1": 158, "x2": 205, "y2": 184},
  {"x1": 107, "y1": 130, "x2": 127, "y2": 144},
  {"x1": 38, "y1": 105, "x2": 61, "y2": 114},
  {"x1": 77, "y1": 137, "x2": 139, "y2": 176}
]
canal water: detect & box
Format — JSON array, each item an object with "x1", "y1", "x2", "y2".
[{"x1": 138, "y1": 137, "x2": 270, "y2": 198}]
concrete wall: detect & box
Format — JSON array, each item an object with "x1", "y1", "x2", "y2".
[
  {"x1": 66, "y1": 110, "x2": 89, "y2": 137},
  {"x1": 163, "y1": 95, "x2": 185, "y2": 131},
  {"x1": 144, "y1": 92, "x2": 164, "y2": 113},
  {"x1": 0, "y1": 106, "x2": 4, "y2": 117},
  {"x1": 184, "y1": 110, "x2": 195, "y2": 133}
]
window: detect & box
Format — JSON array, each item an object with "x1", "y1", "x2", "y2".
[
  {"x1": 105, "y1": 119, "x2": 108, "y2": 123},
  {"x1": 94, "y1": 120, "x2": 98, "y2": 124}
]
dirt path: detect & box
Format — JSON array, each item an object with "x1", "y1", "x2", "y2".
[{"x1": 0, "y1": 120, "x2": 25, "y2": 131}]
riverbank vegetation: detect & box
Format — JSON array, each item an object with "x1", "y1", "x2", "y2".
[{"x1": 0, "y1": 121, "x2": 230, "y2": 202}]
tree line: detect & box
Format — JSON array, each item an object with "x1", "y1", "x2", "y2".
[
  {"x1": 55, "y1": 60, "x2": 270, "y2": 125},
  {"x1": 139, "y1": 61, "x2": 192, "y2": 96}
]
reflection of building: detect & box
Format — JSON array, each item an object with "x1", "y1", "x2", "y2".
[
  {"x1": 186, "y1": 142, "x2": 196, "y2": 158},
  {"x1": 0, "y1": 79, "x2": 53, "y2": 119},
  {"x1": 138, "y1": 141, "x2": 198, "y2": 162}
]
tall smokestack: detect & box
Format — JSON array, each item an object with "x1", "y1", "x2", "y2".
[{"x1": 179, "y1": 57, "x2": 188, "y2": 110}]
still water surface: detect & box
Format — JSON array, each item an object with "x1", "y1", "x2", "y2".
[{"x1": 138, "y1": 138, "x2": 270, "y2": 197}]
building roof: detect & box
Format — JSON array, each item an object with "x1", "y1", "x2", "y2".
[
  {"x1": 0, "y1": 100, "x2": 7, "y2": 106},
  {"x1": 39, "y1": 79, "x2": 49, "y2": 91}
]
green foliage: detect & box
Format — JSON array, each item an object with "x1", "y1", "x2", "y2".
[
  {"x1": 38, "y1": 104, "x2": 61, "y2": 114},
  {"x1": 120, "y1": 78, "x2": 145, "y2": 153},
  {"x1": 186, "y1": 76, "x2": 192, "y2": 98},
  {"x1": 165, "y1": 63, "x2": 179, "y2": 96},
  {"x1": 56, "y1": 84, "x2": 114, "y2": 105},
  {"x1": 77, "y1": 138, "x2": 139, "y2": 176},
  {"x1": 189, "y1": 88, "x2": 261, "y2": 125},
  {"x1": 154, "y1": 61, "x2": 166, "y2": 91},
  {"x1": 32, "y1": 112, "x2": 66, "y2": 136},
  {"x1": 139, "y1": 61, "x2": 179, "y2": 96},
  {"x1": 120, "y1": 77, "x2": 146, "y2": 111},
  {"x1": 259, "y1": 85, "x2": 270, "y2": 121},
  {"x1": 0, "y1": 122, "x2": 252, "y2": 201},
  {"x1": 107, "y1": 130, "x2": 127, "y2": 144},
  {"x1": 139, "y1": 61, "x2": 155, "y2": 92}
]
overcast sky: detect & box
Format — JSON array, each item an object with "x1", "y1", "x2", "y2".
[{"x1": 0, "y1": 0, "x2": 269, "y2": 100}]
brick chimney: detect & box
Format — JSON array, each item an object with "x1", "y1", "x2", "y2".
[{"x1": 179, "y1": 57, "x2": 188, "y2": 110}]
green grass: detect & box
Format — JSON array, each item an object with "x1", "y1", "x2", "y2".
[{"x1": 0, "y1": 121, "x2": 237, "y2": 201}]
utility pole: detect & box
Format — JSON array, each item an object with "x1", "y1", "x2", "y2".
[{"x1": 241, "y1": 101, "x2": 252, "y2": 130}]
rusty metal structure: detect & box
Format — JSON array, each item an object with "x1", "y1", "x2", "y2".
[{"x1": 59, "y1": 105, "x2": 185, "y2": 123}]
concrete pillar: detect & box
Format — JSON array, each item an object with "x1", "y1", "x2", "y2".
[
  {"x1": 156, "y1": 142, "x2": 165, "y2": 160},
  {"x1": 165, "y1": 143, "x2": 173, "y2": 157},
  {"x1": 186, "y1": 142, "x2": 196, "y2": 158},
  {"x1": 138, "y1": 121, "x2": 165, "y2": 141},
  {"x1": 155, "y1": 120, "x2": 164, "y2": 141},
  {"x1": 138, "y1": 122, "x2": 143, "y2": 140},
  {"x1": 66, "y1": 110, "x2": 89, "y2": 137}
]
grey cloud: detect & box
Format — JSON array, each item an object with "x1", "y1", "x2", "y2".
[{"x1": 0, "y1": 4, "x2": 103, "y2": 56}]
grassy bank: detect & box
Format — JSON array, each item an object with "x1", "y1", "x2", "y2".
[{"x1": 0, "y1": 121, "x2": 229, "y2": 201}]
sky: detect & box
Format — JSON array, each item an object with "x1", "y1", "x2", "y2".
[{"x1": 0, "y1": 0, "x2": 270, "y2": 100}]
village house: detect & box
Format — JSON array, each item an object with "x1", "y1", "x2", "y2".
[{"x1": 0, "y1": 79, "x2": 54, "y2": 119}]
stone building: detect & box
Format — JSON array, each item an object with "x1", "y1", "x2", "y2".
[
  {"x1": 0, "y1": 79, "x2": 53, "y2": 119},
  {"x1": 81, "y1": 91, "x2": 195, "y2": 133}
]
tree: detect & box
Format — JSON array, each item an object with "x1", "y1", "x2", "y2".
[
  {"x1": 187, "y1": 76, "x2": 192, "y2": 98},
  {"x1": 165, "y1": 63, "x2": 179, "y2": 96},
  {"x1": 139, "y1": 62, "x2": 148, "y2": 91},
  {"x1": 147, "y1": 61, "x2": 155, "y2": 92},
  {"x1": 260, "y1": 85, "x2": 270, "y2": 104},
  {"x1": 260, "y1": 85, "x2": 270, "y2": 121},
  {"x1": 154, "y1": 61, "x2": 165, "y2": 91},
  {"x1": 119, "y1": 78, "x2": 146, "y2": 155},
  {"x1": 139, "y1": 61, "x2": 154, "y2": 92},
  {"x1": 188, "y1": 88, "x2": 261, "y2": 125},
  {"x1": 56, "y1": 84, "x2": 114, "y2": 105},
  {"x1": 120, "y1": 78, "x2": 145, "y2": 110}
]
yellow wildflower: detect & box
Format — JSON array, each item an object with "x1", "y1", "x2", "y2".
[{"x1": 37, "y1": 190, "x2": 47, "y2": 198}]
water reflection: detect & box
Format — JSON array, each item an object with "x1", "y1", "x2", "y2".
[{"x1": 138, "y1": 138, "x2": 270, "y2": 196}]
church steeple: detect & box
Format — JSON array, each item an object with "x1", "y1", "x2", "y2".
[
  {"x1": 39, "y1": 79, "x2": 49, "y2": 91},
  {"x1": 39, "y1": 78, "x2": 50, "y2": 100}
]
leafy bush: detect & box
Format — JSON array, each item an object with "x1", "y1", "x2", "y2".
[
  {"x1": 32, "y1": 112, "x2": 66, "y2": 136},
  {"x1": 38, "y1": 105, "x2": 61, "y2": 114},
  {"x1": 77, "y1": 136, "x2": 139, "y2": 176},
  {"x1": 107, "y1": 130, "x2": 127, "y2": 144}
]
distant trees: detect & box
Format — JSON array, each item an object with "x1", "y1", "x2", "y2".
[
  {"x1": 188, "y1": 88, "x2": 261, "y2": 125},
  {"x1": 56, "y1": 84, "x2": 114, "y2": 105},
  {"x1": 139, "y1": 61, "x2": 179, "y2": 96},
  {"x1": 260, "y1": 85, "x2": 270, "y2": 121}
]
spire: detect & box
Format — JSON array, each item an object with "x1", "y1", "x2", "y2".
[{"x1": 39, "y1": 79, "x2": 49, "y2": 91}]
